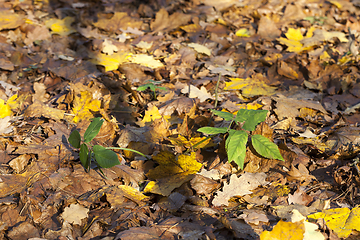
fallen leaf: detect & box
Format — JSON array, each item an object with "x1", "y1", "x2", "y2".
[
  {"x1": 45, "y1": 17, "x2": 77, "y2": 36},
  {"x1": 212, "y1": 172, "x2": 269, "y2": 206},
  {"x1": 188, "y1": 43, "x2": 211, "y2": 56},
  {"x1": 61, "y1": 204, "x2": 89, "y2": 225},
  {"x1": 307, "y1": 206, "x2": 360, "y2": 238},
  {"x1": 128, "y1": 54, "x2": 164, "y2": 69},
  {"x1": 260, "y1": 220, "x2": 305, "y2": 240},
  {"x1": 0, "y1": 11, "x2": 25, "y2": 31}
]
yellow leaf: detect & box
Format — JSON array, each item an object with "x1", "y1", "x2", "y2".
[
  {"x1": 285, "y1": 28, "x2": 303, "y2": 41},
  {"x1": 278, "y1": 28, "x2": 315, "y2": 53},
  {"x1": 307, "y1": 207, "x2": 360, "y2": 238},
  {"x1": 235, "y1": 28, "x2": 250, "y2": 37},
  {"x1": 144, "y1": 151, "x2": 201, "y2": 196},
  {"x1": 0, "y1": 11, "x2": 25, "y2": 31},
  {"x1": 147, "y1": 151, "x2": 201, "y2": 180},
  {"x1": 180, "y1": 24, "x2": 202, "y2": 33},
  {"x1": 45, "y1": 17, "x2": 76, "y2": 36},
  {"x1": 188, "y1": 43, "x2": 212, "y2": 56},
  {"x1": 329, "y1": 0, "x2": 342, "y2": 8},
  {"x1": 89, "y1": 51, "x2": 130, "y2": 72},
  {"x1": 129, "y1": 54, "x2": 164, "y2": 69},
  {"x1": 169, "y1": 135, "x2": 211, "y2": 149},
  {"x1": 224, "y1": 75, "x2": 277, "y2": 98},
  {"x1": 260, "y1": 220, "x2": 305, "y2": 240},
  {"x1": 142, "y1": 105, "x2": 162, "y2": 123},
  {"x1": 0, "y1": 99, "x2": 12, "y2": 118},
  {"x1": 72, "y1": 91, "x2": 101, "y2": 123},
  {"x1": 117, "y1": 185, "x2": 150, "y2": 203}
]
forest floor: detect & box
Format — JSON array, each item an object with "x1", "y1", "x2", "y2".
[{"x1": 0, "y1": 0, "x2": 360, "y2": 239}]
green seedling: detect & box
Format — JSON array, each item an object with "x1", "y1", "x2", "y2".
[
  {"x1": 136, "y1": 80, "x2": 167, "y2": 100},
  {"x1": 198, "y1": 109, "x2": 284, "y2": 169},
  {"x1": 68, "y1": 117, "x2": 146, "y2": 172}
]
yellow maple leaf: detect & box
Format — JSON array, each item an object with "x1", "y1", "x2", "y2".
[
  {"x1": 72, "y1": 91, "x2": 101, "y2": 123},
  {"x1": 278, "y1": 27, "x2": 315, "y2": 53},
  {"x1": 129, "y1": 54, "x2": 164, "y2": 69},
  {"x1": 224, "y1": 75, "x2": 277, "y2": 98},
  {"x1": 45, "y1": 17, "x2": 77, "y2": 36},
  {"x1": 260, "y1": 220, "x2": 305, "y2": 240},
  {"x1": 89, "y1": 51, "x2": 130, "y2": 72},
  {"x1": 0, "y1": 99, "x2": 12, "y2": 118},
  {"x1": 144, "y1": 151, "x2": 202, "y2": 196},
  {"x1": 307, "y1": 206, "x2": 360, "y2": 238},
  {"x1": 137, "y1": 105, "x2": 170, "y2": 127}
]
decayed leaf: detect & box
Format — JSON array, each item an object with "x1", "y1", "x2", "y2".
[
  {"x1": 212, "y1": 172, "x2": 269, "y2": 206},
  {"x1": 45, "y1": 17, "x2": 77, "y2": 36},
  {"x1": 61, "y1": 204, "x2": 89, "y2": 225},
  {"x1": 144, "y1": 152, "x2": 202, "y2": 196},
  {"x1": 94, "y1": 12, "x2": 143, "y2": 33},
  {"x1": 307, "y1": 206, "x2": 360, "y2": 238}
]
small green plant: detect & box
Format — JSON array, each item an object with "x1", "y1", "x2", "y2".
[
  {"x1": 198, "y1": 109, "x2": 284, "y2": 169},
  {"x1": 68, "y1": 117, "x2": 145, "y2": 172},
  {"x1": 136, "y1": 80, "x2": 167, "y2": 100}
]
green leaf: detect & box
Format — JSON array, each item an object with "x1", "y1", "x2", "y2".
[
  {"x1": 84, "y1": 117, "x2": 104, "y2": 143},
  {"x1": 79, "y1": 143, "x2": 90, "y2": 169},
  {"x1": 93, "y1": 145, "x2": 120, "y2": 168},
  {"x1": 198, "y1": 127, "x2": 228, "y2": 134},
  {"x1": 156, "y1": 86, "x2": 167, "y2": 91},
  {"x1": 226, "y1": 129, "x2": 248, "y2": 169},
  {"x1": 68, "y1": 130, "x2": 81, "y2": 148},
  {"x1": 235, "y1": 109, "x2": 268, "y2": 131},
  {"x1": 210, "y1": 109, "x2": 234, "y2": 121},
  {"x1": 137, "y1": 83, "x2": 154, "y2": 92},
  {"x1": 251, "y1": 134, "x2": 284, "y2": 161}
]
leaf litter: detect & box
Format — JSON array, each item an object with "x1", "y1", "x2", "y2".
[{"x1": 0, "y1": 0, "x2": 360, "y2": 239}]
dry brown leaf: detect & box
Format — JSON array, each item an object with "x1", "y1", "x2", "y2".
[{"x1": 213, "y1": 172, "x2": 269, "y2": 206}]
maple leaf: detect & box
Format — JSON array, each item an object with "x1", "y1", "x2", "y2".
[
  {"x1": 45, "y1": 17, "x2": 77, "y2": 36},
  {"x1": 224, "y1": 75, "x2": 277, "y2": 98},
  {"x1": 72, "y1": 91, "x2": 102, "y2": 123},
  {"x1": 137, "y1": 105, "x2": 170, "y2": 127},
  {"x1": 144, "y1": 151, "x2": 202, "y2": 196},
  {"x1": 307, "y1": 206, "x2": 360, "y2": 238},
  {"x1": 277, "y1": 27, "x2": 315, "y2": 53}
]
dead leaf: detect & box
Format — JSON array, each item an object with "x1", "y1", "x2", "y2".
[{"x1": 213, "y1": 172, "x2": 269, "y2": 207}]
